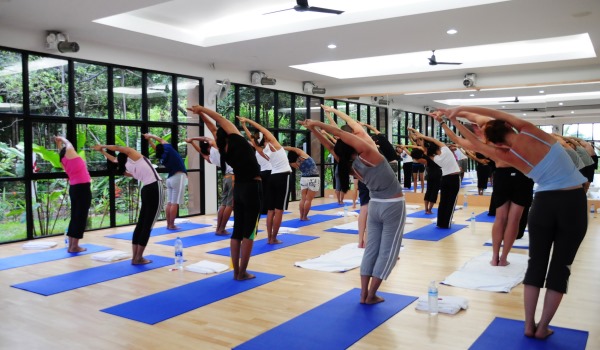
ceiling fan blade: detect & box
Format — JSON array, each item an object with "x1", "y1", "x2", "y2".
[
  {"x1": 263, "y1": 7, "x2": 294, "y2": 15},
  {"x1": 306, "y1": 6, "x2": 344, "y2": 14},
  {"x1": 435, "y1": 62, "x2": 462, "y2": 65}
]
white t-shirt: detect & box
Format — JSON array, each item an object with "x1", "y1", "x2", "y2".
[
  {"x1": 125, "y1": 157, "x2": 160, "y2": 186},
  {"x1": 434, "y1": 147, "x2": 461, "y2": 176},
  {"x1": 453, "y1": 149, "x2": 468, "y2": 161},
  {"x1": 209, "y1": 147, "x2": 234, "y2": 174},
  {"x1": 269, "y1": 146, "x2": 292, "y2": 174},
  {"x1": 401, "y1": 150, "x2": 413, "y2": 163},
  {"x1": 256, "y1": 150, "x2": 272, "y2": 171}
]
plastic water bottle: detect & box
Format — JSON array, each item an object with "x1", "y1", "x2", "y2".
[
  {"x1": 64, "y1": 229, "x2": 68, "y2": 248},
  {"x1": 470, "y1": 212, "x2": 476, "y2": 233},
  {"x1": 344, "y1": 204, "x2": 348, "y2": 217},
  {"x1": 591, "y1": 203, "x2": 596, "y2": 218},
  {"x1": 174, "y1": 237, "x2": 184, "y2": 270},
  {"x1": 428, "y1": 281, "x2": 439, "y2": 315},
  {"x1": 463, "y1": 194, "x2": 468, "y2": 208}
]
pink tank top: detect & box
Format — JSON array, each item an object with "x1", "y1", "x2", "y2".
[{"x1": 61, "y1": 157, "x2": 91, "y2": 185}]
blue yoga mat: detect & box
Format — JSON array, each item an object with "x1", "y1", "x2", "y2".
[
  {"x1": 155, "y1": 229, "x2": 263, "y2": 248},
  {"x1": 234, "y1": 288, "x2": 417, "y2": 350},
  {"x1": 310, "y1": 202, "x2": 346, "y2": 211},
  {"x1": 280, "y1": 214, "x2": 340, "y2": 228},
  {"x1": 403, "y1": 223, "x2": 468, "y2": 241},
  {"x1": 11, "y1": 255, "x2": 172, "y2": 296},
  {"x1": 105, "y1": 222, "x2": 211, "y2": 240},
  {"x1": 407, "y1": 209, "x2": 439, "y2": 218},
  {"x1": 102, "y1": 271, "x2": 284, "y2": 324},
  {"x1": 325, "y1": 228, "x2": 358, "y2": 235},
  {"x1": 229, "y1": 212, "x2": 291, "y2": 221},
  {"x1": 0, "y1": 244, "x2": 111, "y2": 271},
  {"x1": 469, "y1": 317, "x2": 588, "y2": 350},
  {"x1": 483, "y1": 241, "x2": 529, "y2": 250},
  {"x1": 207, "y1": 234, "x2": 318, "y2": 257},
  {"x1": 466, "y1": 212, "x2": 495, "y2": 223}
]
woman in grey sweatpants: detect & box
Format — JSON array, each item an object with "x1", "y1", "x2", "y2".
[{"x1": 302, "y1": 116, "x2": 405, "y2": 305}]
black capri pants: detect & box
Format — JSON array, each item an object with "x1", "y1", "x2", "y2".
[
  {"x1": 232, "y1": 180, "x2": 263, "y2": 241},
  {"x1": 437, "y1": 173, "x2": 460, "y2": 228},
  {"x1": 524, "y1": 188, "x2": 587, "y2": 293},
  {"x1": 267, "y1": 172, "x2": 290, "y2": 210},
  {"x1": 132, "y1": 181, "x2": 164, "y2": 246},
  {"x1": 67, "y1": 182, "x2": 92, "y2": 239},
  {"x1": 402, "y1": 162, "x2": 413, "y2": 188}
]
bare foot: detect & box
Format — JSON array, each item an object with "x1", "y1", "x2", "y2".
[
  {"x1": 498, "y1": 260, "x2": 510, "y2": 266},
  {"x1": 365, "y1": 295, "x2": 385, "y2": 305},
  {"x1": 68, "y1": 246, "x2": 87, "y2": 253},
  {"x1": 269, "y1": 239, "x2": 283, "y2": 244},
  {"x1": 236, "y1": 272, "x2": 256, "y2": 281},
  {"x1": 215, "y1": 231, "x2": 230, "y2": 236},
  {"x1": 300, "y1": 217, "x2": 309, "y2": 221},
  {"x1": 490, "y1": 256, "x2": 499, "y2": 266},
  {"x1": 352, "y1": 204, "x2": 357, "y2": 209},
  {"x1": 358, "y1": 242, "x2": 365, "y2": 248},
  {"x1": 132, "y1": 258, "x2": 152, "y2": 265},
  {"x1": 535, "y1": 327, "x2": 554, "y2": 339},
  {"x1": 167, "y1": 225, "x2": 181, "y2": 230}
]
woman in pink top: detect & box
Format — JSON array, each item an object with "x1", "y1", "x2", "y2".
[{"x1": 55, "y1": 136, "x2": 92, "y2": 253}]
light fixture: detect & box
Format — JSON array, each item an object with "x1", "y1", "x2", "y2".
[
  {"x1": 327, "y1": 44, "x2": 337, "y2": 49},
  {"x1": 45, "y1": 31, "x2": 80, "y2": 53},
  {"x1": 447, "y1": 28, "x2": 458, "y2": 35},
  {"x1": 302, "y1": 81, "x2": 326, "y2": 95},
  {"x1": 250, "y1": 71, "x2": 276, "y2": 85}
]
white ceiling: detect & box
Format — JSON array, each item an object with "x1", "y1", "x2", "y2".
[{"x1": 0, "y1": 0, "x2": 599, "y2": 123}]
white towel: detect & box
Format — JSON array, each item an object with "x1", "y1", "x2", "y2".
[
  {"x1": 431, "y1": 218, "x2": 455, "y2": 224},
  {"x1": 332, "y1": 219, "x2": 413, "y2": 231},
  {"x1": 441, "y1": 251, "x2": 528, "y2": 292},
  {"x1": 415, "y1": 295, "x2": 469, "y2": 315},
  {"x1": 91, "y1": 250, "x2": 132, "y2": 262},
  {"x1": 185, "y1": 260, "x2": 228, "y2": 274},
  {"x1": 22, "y1": 241, "x2": 58, "y2": 250},
  {"x1": 278, "y1": 227, "x2": 299, "y2": 233},
  {"x1": 335, "y1": 211, "x2": 359, "y2": 217},
  {"x1": 295, "y1": 243, "x2": 364, "y2": 272},
  {"x1": 174, "y1": 218, "x2": 191, "y2": 224},
  {"x1": 406, "y1": 204, "x2": 421, "y2": 210}
]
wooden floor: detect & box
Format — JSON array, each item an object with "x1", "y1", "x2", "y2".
[{"x1": 1, "y1": 188, "x2": 598, "y2": 349}]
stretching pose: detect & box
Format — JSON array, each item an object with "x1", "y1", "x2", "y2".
[
  {"x1": 440, "y1": 106, "x2": 587, "y2": 340},
  {"x1": 144, "y1": 133, "x2": 187, "y2": 230},
  {"x1": 433, "y1": 110, "x2": 533, "y2": 265},
  {"x1": 188, "y1": 105, "x2": 262, "y2": 281},
  {"x1": 238, "y1": 117, "x2": 291, "y2": 245},
  {"x1": 285, "y1": 146, "x2": 319, "y2": 221},
  {"x1": 301, "y1": 116, "x2": 405, "y2": 305},
  {"x1": 409, "y1": 128, "x2": 461, "y2": 228},
  {"x1": 94, "y1": 144, "x2": 164, "y2": 265},
  {"x1": 399, "y1": 143, "x2": 442, "y2": 215},
  {"x1": 55, "y1": 136, "x2": 91, "y2": 253}
]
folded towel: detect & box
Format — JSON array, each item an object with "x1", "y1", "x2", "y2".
[
  {"x1": 332, "y1": 220, "x2": 413, "y2": 231},
  {"x1": 295, "y1": 243, "x2": 364, "y2": 272},
  {"x1": 185, "y1": 260, "x2": 228, "y2": 274},
  {"x1": 406, "y1": 204, "x2": 421, "y2": 210},
  {"x1": 91, "y1": 250, "x2": 132, "y2": 262},
  {"x1": 278, "y1": 227, "x2": 299, "y2": 233},
  {"x1": 431, "y1": 218, "x2": 455, "y2": 224},
  {"x1": 174, "y1": 218, "x2": 191, "y2": 224},
  {"x1": 22, "y1": 241, "x2": 58, "y2": 250},
  {"x1": 415, "y1": 295, "x2": 469, "y2": 315},
  {"x1": 335, "y1": 211, "x2": 359, "y2": 217}
]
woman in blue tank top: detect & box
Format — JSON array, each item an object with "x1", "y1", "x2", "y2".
[{"x1": 439, "y1": 106, "x2": 587, "y2": 341}]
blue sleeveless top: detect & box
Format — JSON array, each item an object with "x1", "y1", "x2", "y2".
[
  {"x1": 352, "y1": 156, "x2": 402, "y2": 199},
  {"x1": 510, "y1": 132, "x2": 586, "y2": 192}
]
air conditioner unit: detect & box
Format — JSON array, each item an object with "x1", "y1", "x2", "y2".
[
  {"x1": 378, "y1": 99, "x2": 390, "y2": 105},
  {"x1": 303, "y1": 81, "x2": 326, "y2": 95}
]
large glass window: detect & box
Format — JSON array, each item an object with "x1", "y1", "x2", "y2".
[
  {"x1": 29, "y1": 56, "x2": 69, "y2": 116},
  {"x1": 0, "y1": 117, "x2": 24, "y2": 178},
  {"x1": 76, "y1": 123, "x2": 107, "y2": 172},
  {"x1": 74, "y1": 62, "x2": 108, "y2": 118},
  {"x1": 31, "y1": 121, "x2": 67, "y2": 173},
  {"x1": 177, "y1": 77, "x2": 201, "y2": 123},
  {"x1": 113, "y1": 68, "x2": 143, "y2": 120},
  {"x1": 0, "y1": 49, "x2": 23, "y2": 114},
  {"x1": 0, "y1": 180, "x2": 27, "y2": 241},
  {"x1": 259, "y1": 90, "x2": 274, "y2": 127},
  {"x1": 238, "y1": 86, "x2": 256, "y2": 122},
  {"x1": 147, "y1": 73, "x2": 173, "y2": 122}
]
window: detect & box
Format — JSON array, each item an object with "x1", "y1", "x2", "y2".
[{"x1": 29, "y1": 56, "x2": 69, "y2": 117}]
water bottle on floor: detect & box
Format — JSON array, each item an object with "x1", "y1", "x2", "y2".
[
  {"x1": 470, "y1": 212, "x2": 476, "y2": 233},
  {"x1": 463, "y1": 194, "x2": 468, "y2": 208},
  {"x1": 591, "y1": 203, "x2": 596, "y2": 218},
  {"x1": 344, "y1": 204, "x2": 348, "y2": 217},
  {"x1": 428, "y1": 281, "x2": 439, "y2": 315},
  {"x1": 64, "y1": 229, "x2": 68, "y2": 248},
  {"x1": 174, "y1": 237, "x2": 184, "y2": 270}
]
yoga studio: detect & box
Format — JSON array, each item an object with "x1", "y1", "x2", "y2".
[{"x1": 0, "y1": 1, "x2": 598, "y2": 349}]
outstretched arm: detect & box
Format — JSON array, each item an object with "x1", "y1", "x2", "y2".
[
  {"x1": 360, "y1": 122, "x2": 381, "y2": 135},
  {"x1": 237, "y1": 117, "x2": 281, "y2": 149},
  {"x1": 321, "y1": 105, "x2": 374, "y2": 146},
  {"x1": 187, "y1": 105, "x2": 240, "y2": 136},
  {"x1": 54, "y1": 136, "x2": 79, "y2": 159},
  {"x1": 408, "y1": 127, "x2": 446, "y2": 148},
  {"x1": 283, "y1": 146, "x2": 309, "y2": 159},
  {"x1": 142, "y1": 133, "x2": 167, "y2": 150},
  {"x1": 300, "y1": 120, "x2": 338, "y2": 161},
  {"x1": 93, "y1": 144, "x2": 142, "y2": 161}
]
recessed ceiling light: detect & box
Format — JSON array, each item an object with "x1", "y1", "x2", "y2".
[
  {"x1": 559, "y1": 102, "x2": 564, "y2": 105},
  {"x1": 571, "y1": 111, "x2": 575, "y2": 114},
  {"x1": 539, "y1": 90, "x2": 545, "y2": 93},
  {"x1": 469, "y1": 94, "x2": 475, "y2": 97},
  {"x1": 447, "y1": 29, "x2": 458, "y2": 35},
  {"x1": 328, "y1": 44, "x2": 337, "y2": 49},
  {"x1": 523, "y1": 113, "x2": 527, "y2": 116}
]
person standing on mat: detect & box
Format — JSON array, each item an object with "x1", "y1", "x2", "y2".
[
  {"x1": 399, "y1": 143, "x2": 442, "y2": 215},
  {"x1": 144, "y1": 133, "x2": 187, "y2": 230},
  {"x1": 440, "y1": 106, "x2": 587, "y2": 340},
  {"x1": 301, "y1": 116, "x2": 405, "y2": 305},
  {"x1": 93, "y1": 143, "x2": 164, "y2": 265},
  {"x1": 188, "y1": 105, "x2": 262, "y2": 281},
  {"x1": 408, "y1": 128, "x2": 460, "y2": 229},
  {"x1": 284, "y1": 146, "x2": 319, "y2": 221},
  {"x1": 238, "y1": 117, "x2": 291, "y2": 245},
  {"x1": 55, "y1": 136, "x2": 92, "y2": 253}
]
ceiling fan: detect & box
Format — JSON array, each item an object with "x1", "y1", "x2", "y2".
[
  {"x1": 264, "y1": 0, "x2": 344, "y2": 15},
  {"x1": 500, "y1": 97, "x2": 520, "y2": 103},
  {"x1": 428, "y1": 50, "x2": 462, "y2": 66}
]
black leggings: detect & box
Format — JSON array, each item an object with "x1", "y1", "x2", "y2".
[
  {"x1": 402, "y1": 162, "x2": 413, "y2": 188},
  {"x1": 232, "y1": 180, "x2": 263, "y2": 241},
  {"x1": 437, "y1": 174, "x2": 460, "y2": 228},
  {"x1": 132, "y1": 182, "x2": 163, "y2": 246},
  {"x1": 259, "y1": 170, "x2": 271, "y2": 214},
  {"x1": 524, "y1": 188, "x2": 587, "y2": 293},
  {"x1": 67, "y1": 183, "x2": 92, "y2": 239}
]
